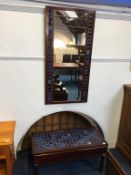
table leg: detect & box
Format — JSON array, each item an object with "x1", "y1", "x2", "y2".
[
  {"x1": 34, "y1": 164, "x2": 38, "y2": 175},
  {"x1": 99, "y1": 154, "x2": 106, "y2": 172},
  {"x1": 10, "y1": 144, "x2": 15, "y2": 168},
  {"x1": 5, "y1": 147, "x2": 12, "y2": 175}
]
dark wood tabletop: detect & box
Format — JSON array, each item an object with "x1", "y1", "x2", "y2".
[{"x1": 53, "y1": 63, "x2": 79, "y2": 69}]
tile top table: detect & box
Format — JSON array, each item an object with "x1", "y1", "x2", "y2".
[{"x1": 32, "y1": 127, "x2": 108, "y2": 175}]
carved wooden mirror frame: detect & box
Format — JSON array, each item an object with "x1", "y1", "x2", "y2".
[{"x1": 45, "y1": 6, "x2": 95, "y2": 104}]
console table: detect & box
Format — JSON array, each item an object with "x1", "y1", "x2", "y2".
[
  {"x1": 32, "y1": 127, "x2": 107, "y2": 175},
  {"x1": 0, "y1": 121, "x2": 16, "y2": 175}
]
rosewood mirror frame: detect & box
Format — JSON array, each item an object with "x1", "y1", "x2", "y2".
[{"x1": 45, "y1": 6, "x2": 95, "y2": 104}]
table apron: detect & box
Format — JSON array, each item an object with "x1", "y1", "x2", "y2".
[{"x1": 33, "y1": 146, "x2": 107, "y2": 165}]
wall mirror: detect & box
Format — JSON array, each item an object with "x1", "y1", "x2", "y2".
[{"x1": 45, "y1": 6, "x2": 95, "y2": 104}]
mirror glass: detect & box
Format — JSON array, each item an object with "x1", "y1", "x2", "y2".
[{"x1": 45, "y1": 7, "x2": 95, "y2": 104}]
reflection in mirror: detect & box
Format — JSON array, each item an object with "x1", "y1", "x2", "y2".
[
  {"x1": 45, "y1": 6, "x2": 95, "y2": 104},
  {"x1": 53, "y1": 10, "x2": 86, "y2": 101}
]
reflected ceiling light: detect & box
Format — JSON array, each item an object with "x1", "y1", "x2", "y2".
[
  {"x1": 54, "y1": 39, "x2": 66, "y2": 48},
  {"x1": 65, "y1": 11, "x2": 78, "y2": 18}
]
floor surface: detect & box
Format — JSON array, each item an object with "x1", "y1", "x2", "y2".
[{"x1": 13, "y1": 149, "x2": 104, "y2": 175}]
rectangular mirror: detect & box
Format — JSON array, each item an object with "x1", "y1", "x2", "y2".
[{"x1": 45, "y1": 6, "x2": 95, "y2": 104}]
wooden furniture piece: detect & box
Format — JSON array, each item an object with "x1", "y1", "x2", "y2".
[
  {"x1": 45, "y1": 6, "x2": 95, "y2": 104},
  {"x1": 63, "y1": 54, "x2": 72, "y2": 63},
  {"x1": 106, "y1": 149, "x2": 131, "y2": 175},
  {"x1": 53, "y1": 63, "x2": 79, "y2": 69},
  {"x1": 0, "y1": 121, "x2": 16, "y2": 175},
  {"x1": 22, "y1": 111, "x2": 108, "y2": 175},
  {"x1": 53, "y1": 63, "x2": 79, "y2": 81},
  {"x1": 32, "y1": 128, "x2": 107, "y2": 175},
  {"x1": 116, "y1": 84, "x2": 131, "y2": 163},
  {"x1": 0, "y1": 160, "x2": 6, "y2": 175},
  {"x1": 106, "y1": 150, "x2": 127, "y2": 175}
]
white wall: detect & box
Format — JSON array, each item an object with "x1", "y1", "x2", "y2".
[
  {"x1": 93, "y1": 18, "x2": 131, "y2": 59},
  {"x1": 0, "y1": 8, "x2": 131, "y2": 151}
]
